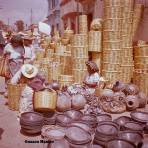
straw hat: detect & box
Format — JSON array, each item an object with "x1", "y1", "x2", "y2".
[{"x1": 21, "y1": 64, "x2": 38, "y2": 78}]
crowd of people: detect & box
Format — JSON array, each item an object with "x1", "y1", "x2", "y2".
[{"x1": 0, "y1": 28, "x2": 102, "y2": 117}]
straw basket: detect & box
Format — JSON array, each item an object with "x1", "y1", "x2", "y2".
[
  {"x1": 102, "y1": 70, "x2": 121, "y2": 83},
  {"x1": 104, "y1": 0, "x2": 123, "y2": 6},
  {"x1": 73, "y1": 57, "x2": 88, "y2": 70},
  {"x1": 41, "y1": 58, "x2": 52, "y2": 65},
  {"x1": 79, "y1": 15, "x2": 88, "y2": 34},
  {"x1": 60, "y1": 55, "x2": 73, "y2": 75},
  {"x1": 39, "y1": 65, "x2": 49, "y2": 82},
  {"x1": 104, "y1": 6, "x2": 123, "y2": 18},
  {"x1": 48, "y1": 62, "x2": 61, "y2": 82},
  {"x1": 60, "y1": 75, "x2": 74, "y2": 87},
  {"x1": 103, "y1": 50, "x2": 122, "y2": 64},
  {"x1": 90, "y1": 18, "x2": 102, "y2": 31},
  {"x1": 8, "y1": 83, "x2": 26, "y2": 111},
  {"x1": 72, "y1": 46, "x2": 88, "y2": 58},
  {"x1": 92, "y1": 52, "x2": 102, "y2": 72},
  {"x1": 103, "y1": 62, "x2": 121, "y2": 71},
  {"x1": 103, "y1": 30, "x2": 122, "y2": 40},
  {"x1": 121, "y1": 56, "x2": 134, "y2": 65},
  {"x1": 36, "y1": 51, "x2": 45, "y2": 61},
  {"x1": 61, "y1": 38, "x2": 70, "y2": 45},
  {"x1": 121, "y1": 47, "x2": 133, "y2": 57},
  {"x1": 133, "y1": 70, "x2": 148, "y2": 95},
  {"x1": 134, "y1": 57, "x2": 148, "y2": 65},
  {"x1": 33, "y1": 60, "x2": 41, "y2": 69},
  {"x1": 103, "y1": 40, "x2": 121, "y2": 49},
  {"x1": 56, "y1": 45, "x2": 67, "y2": 55},
  {"x1": 63, "y1": 29, "x2": 74, "y2": 40},
  {"x1": 34, "y1": 90, "x2": 57, "y2": 111},
  {"x1": 121, "y1": 36, "x2": 133, "y2": 47},
  {"x1": 73, "y1": 69, "x2": 87, "y2": 84},
  {"x1": 122, "y1": 11, "x2": 133, "y2": 18},
  {"x1": 120, "y1": 65, "x2": 134, "y2": 83},
  {"x1": 103, "y1": 18, "x2": 123, "y2": 30},
  {"x1": 134, "y1": 64, "x2": 148, "y2": 70},
  {"x1": 134, "y1": 45, "x2": 148, "y2": 57},
  {"x1": 45, "y1": 48, "x2": 55, "y2": 58},
  {"x1": 52, "y1": 53, "x2": 61, "y2": 63},
  {"x1": 88, "y1": 31, "x2": 102, "y2": 52},
  {"x1": 71, "y1": 34, "x2": 88, "y2": 47},
  {"x1": 123, "y1": 0, "x2": 134, "y2": 8}
]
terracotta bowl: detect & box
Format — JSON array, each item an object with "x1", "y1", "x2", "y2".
[
  {"x1": 65, "y1": 126, "x2": 91, "y2": 145},
  {"x1": 130, "y1": 111, "x2": 148, "y2": 123},
  {"x1": 118, "y1": 130, "x2": 143, "y2": 146},
  {"x1": 106, "y1": 139, "x2": 136, "y2": 148},
  {"x1": 64, "y1": 110, "x2": 83, "y2": 121},
  {"x1": 48, "y1": 139, "x2": 70, "y2": 148},
  {"x1": 96, "y1": 114, "x2": 112, "y2": 122},
  {"x1": 56, "y1": 114, "x2": 72, "y2": 126}
]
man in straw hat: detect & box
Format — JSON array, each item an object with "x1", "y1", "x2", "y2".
[{"x1": 10, "y1": 64, "x2": 46, "y2": 115}]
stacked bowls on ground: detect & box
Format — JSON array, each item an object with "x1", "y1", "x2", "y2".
[
  {"x1": 42, "y1": 112, "x2": 56, "y2": 125},
  {"x1": 20, "y1": 112, "x2": 44, "y2": 135},
  {"x1": 94, "y1": 121, "x2": 119, "y2": 147}
]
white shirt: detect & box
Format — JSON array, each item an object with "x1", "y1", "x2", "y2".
[
  {"x1": 4, "y1": 43, "x2": 21, "y2": 59},
  {"x1": 24, "y1": 45, "x2": 36, "y2": 61}
]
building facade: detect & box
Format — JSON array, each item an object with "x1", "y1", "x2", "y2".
[{"x1": 47, "y1": 0, "x2": 61, "y2": 35}]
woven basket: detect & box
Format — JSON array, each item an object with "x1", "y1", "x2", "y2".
[
  {"x1": 39, "y1": 65, "x2": 49, "y2": 82},
  {"x1": 103, "y1": 30, "x2": 122, "y2": 40},
  {"x1": 79, "y1": 15, "x2": 88, "y2": 34},
  {"x1": 103, "y1": 18, "x2": 123, "y2": 30},
  {"x1": 121, "y1": 56, "x2": 134, "y2": 65},
  {"x1": 104, "y1": 0, "x2": 123, "y2": 6},
  {"x1": 88, "y1": 31, "x2": 102, "y2": 52},
  {"x1": 33, "y1": 60, "x2": 41, "y2": 69},
  {"x1": 36, "y1": 51, "x2": 45, "y2": 61},
  {"x1": 90, "y1": 18, "x2": 102, "y2": 31},
  {"x1": 56, "y1": 44, "x2": 67, "y2": 55},
  {"x1": 121, "y1": 47, "x2": 133, "y2": 57},
  {"x1": 92, "y1": 52, "x2": 102, "y2": 72},
  {"x1": 134, "y1": 56, "x2": 148, "y2": 65},
  {"x1": 122, "y1": 11, "x2": 133, "y2": 18},
  {"x1": 103, "y1": 40, "x2": 121, "y2": 49},
  {"x1": 103, "y1": 62, "x2": 121, "y2": 71},
  {"x1": 133, "y1": 70, "x2": 148, "y2": 95},
  {"x1": 41, "y1": 58, "x2": 52, "y2": 65},
  {"x1": 123, "y1": 0, "x2": 134, "y2": 8},
  {"x1": 134, "y1": 45, "x2": 148, "y2": 57},
  {"x1": 120, "y1": 65, "x2": 134, "y2": 83},
  {"x1": 34, "y1": 90, "x2": 57, "y2": 112},
  {"x1": 73, "y1": 69, "x2": 87, "y2": 84},
  {"x1": 134, "y1": 64, "x2": 148, "y2": 70},
  {"x1": 72, "y1": 46, "x2": 88, "y2": 58},
  {"x1": 8, "y1": 83, "x2": 26, "y2": 111},
  {"x1": 63, "y1": 29, "x2": 74, "y2": 40},
  {"x1": 102, "y1": 70, "x2": 121, "y2": 83},
  {"x1": 61, "y1": 38, "x2": 70, "y2": 45},
  {"x1": 103, "y1": 50, "x2": 122, "y2": 64},
  {"x1": 73, "y1": 57, "x2": 88, "y2": 70},
  {"x1": 71, "y1": 34, "x2": 88, "y2": 47},
  {"x1": 60, "y1": 75, "x2": 74, "y2": 87},
  {"x1": 53, "y1": 53, "x2": 61, "y2": 63},
  {"x1": 48, "y1": 62, "x2": 61, "y2": 82},
  {"x1": 121, "y1": 36, "x2": 133, "y2": 48},
  {"x1": 104, "y1": 6, "x2": 123, "y2": 18},
  {"x1": 60, "y1": 55, "x2": 73, "y2": 75},
  {"x1": 45, "y1": 48, "x2": 55, "y2": 58}
]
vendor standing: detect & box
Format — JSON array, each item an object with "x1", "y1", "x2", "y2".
[{"x1": 23, "y1": 35, "x2": 36, "y2": 64}]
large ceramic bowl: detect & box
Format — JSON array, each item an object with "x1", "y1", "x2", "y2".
[
  {"x1": 96, "y1": 114, "x2": 112, "y2": 122},
  {"x1": 56, "y1": 114, "x2": 72, "y2": 126},
  {"x1": 130, "y1": 111, "x2": 148, "y2": 123},
  {"x1": 106, "y1": 139, "x2": 136, "y2": 148}
]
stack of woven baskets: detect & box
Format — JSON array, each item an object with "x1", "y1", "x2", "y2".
[
  {"x1": 89, "y1": 18, "x2": 103, "y2": 72},
  {"x1": 132, "y1": 4, "x2": 144, "y2": 38},
  {"x1": 133, "y1": 42, "x2": 148, "y2": 95},
  {"x1": 71, "y1": 15, "x2": 89, "y2": 84},
  {"x1": 120, "y1": 0, "x2": 134, "y2": 83},
  {"x1": 102, "y1": 0, "x2": 123, "y2": 83}
]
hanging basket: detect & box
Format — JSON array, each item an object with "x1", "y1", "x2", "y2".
[
  {"x1": 79, "y1": 15, "x2": 88, "y2": 34},
  {"x1": 72, "y1": 46, "x2": 88, "y2": 58},
  {"x1": 8, "y1": 83, "x2": 26, "y2": 111}
]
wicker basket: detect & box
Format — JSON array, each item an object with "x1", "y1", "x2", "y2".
[
  {"x1": 53, "y1": 53, "x2": 61, "y2": 63},
  {"x1": 134, "y1": 57, "x2": 148, "y2": 64},
  {"x1": 92, "y1": 52, "x2": 102, "y2": 72},
  {"x1": 60, "y1": 55, "x2": 73, "y2": 75},
  {"x1": 73, "y1": 57, "x2": 88, "y2": 70},
  {"x1": 8, "y1": 83, "x2": 26, "y2": 111},
  {"x1": 102, "y1": 70, "x2": 121, "y2": 83},
  {"x1": 71, "y1": 34, "x2": 88, "y2": 47},
  {"x1": 121, "y1": 36, "x2": 133, "y2": 47},
  {"x1": 63, "y1": 29, "x2": 74, "y2": 40},
  {"x1": 48, "y1": 62, "x2": 61, "y2": 82},
  {"x1": 60, "y1": 75, "x2": 74, "y2": 87},
  {"x1": 104, "y1": 0, "x2": 123, "y2": 6},
  {"x1": 120, "y1": 65, "x2": 134, "y2": 83},
  {"x1": 134, "y1": 64, "x2": 148, "y2": 70},
  {"x1": 103, "y1": 30, "x2": 122, "y2": 40},
  {"x1": 56, "y1": 44, "x2": 67, "y2": 55},
  {"x1": 88, "y1": 31, "x2": 102, "y2": 52},
  {"x1": 39, "y1": 65, "x2": 49, "y2": 82},
  {"x1": 103, "y1": 62, "x2": 121, "y2": 71},
  {"x1": 72, "y1": 46, "x2": 88, "y2": 58},
  {"x1": 90, "y1": 18, "x2": 102, "y2": 31},
  {"x1": 79, "y1": 15, "x2": 88, "y2": 34},
  {"x1": 103, "y1": 50, "x2": 122, "y2": 64},
  {"x1": 134, "y1": 45, "x2": 148, "y2": 57},
  {"x1": 73, "y1": 69, "x2": 87, "y2": 84},
  {"x1": 122, "y1": 11, "x2": 133, "y2": 18},
  {"x1": 34, "y1": 90, "x2": 57, "y2": 112},
  {"x1": 133, "y1": 70, "x2": 148, "y2": 95},
  {"x1": 104, "y1": 6, "x2": 123, "y2": 18},
  {"x1": 41, "y1": 58, "x2": 52, "y2": 65},
  {"x1": 45, "y1": 48, "x2": 55, "y2": 58},
  {"x1": 121, "y1": 47, "x2": 133, "y2": 57},
  {"x1": 103, "y1": 18, "x2": 123, "y2": 30},
  {"x1": 103, "y1": 40, "x2": 121, "y2": 49},
  {"x1": 36, "y1": 51, "x2": 45, "y2": 61},
  {"x1": 121, "y1": 56, "x2": 134, "y2": 65}
]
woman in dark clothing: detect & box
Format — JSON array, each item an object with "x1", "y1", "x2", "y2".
[{"x1": 0, "y1": 30, "x2": 5, "y2": 56}]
